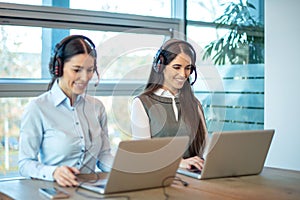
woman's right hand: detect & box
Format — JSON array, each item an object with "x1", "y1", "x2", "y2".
[
  {"x1": 180, "y1": 156, "x2": 204, "y2": 171},
  {"x1": 53, "y1": 166, "x2": 80, "y2": 187}
]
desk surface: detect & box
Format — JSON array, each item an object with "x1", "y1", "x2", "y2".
[{"x1": 0, "y1": 167, "x2": 299, "y2": 200}]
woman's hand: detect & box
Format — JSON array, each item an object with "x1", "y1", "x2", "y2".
[
  {"x1": 180, "y1": 156, "x2": 204, "y2": 171},
  {"x1": 53, "y1": 166, "x2": 80, "y2": 187}
]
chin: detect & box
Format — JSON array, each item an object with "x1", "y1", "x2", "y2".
[
  {"x1": 176, "y1": 84, "x2": 185, "y2": 89},
  {"x1": 72, "y1": 89, "x2": 85, "y2": 95}
]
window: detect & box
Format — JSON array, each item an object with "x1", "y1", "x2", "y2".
[
  {"x1": 186, "y1": 0, "x2": 265, "y2": 133},
  {"x1": 0, "y1": 1, "x2": 179, "y2": 178},
  {"x1": 0, "y1": 0, "x2": 172, "y2": 17}
]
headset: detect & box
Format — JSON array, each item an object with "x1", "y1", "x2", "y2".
[
  {"x1": 49, "y1": 35, "x2": 100, "y2": 86},
  {"x1": 152, "y1": 40, "x2": 198, "y2": 85}
]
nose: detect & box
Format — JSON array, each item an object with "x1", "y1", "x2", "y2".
[
  {"x1": 79, "y1": 69, "x2": 93, "y2": 82},
  {"x1": 178, "y1": 68, "x2": 189, "y2": 78}
]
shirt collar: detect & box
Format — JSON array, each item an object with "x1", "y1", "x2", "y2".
[
  {"x1": 154, "y1": 88, "x2": 179, "y2": 98},
  {"x1": 51, "y1": 80, "x2": 83, "y2": 107}
]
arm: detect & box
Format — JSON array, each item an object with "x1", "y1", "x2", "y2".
[
  {"x1": 18, "y1": 101, "x2": 57, "y2": 181},
  {"x1": 130, "y1": 97, "x2": 151, "y2": 139},
  {"x1": 19, "y1": 100, "x2": 81, "y2": 186},
  {"x1": 197, "y1": 103, "x2": 209, "y2": 159},
  {"x1": 180, "y1": 103, "x2": 208, "y2": 170}
]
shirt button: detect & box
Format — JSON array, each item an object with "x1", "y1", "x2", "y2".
[
  {"x1": 76, "y1": 122, "x2": 79, "y2": 125},
  {"x1": 43, "y1": 175, "x2": 46, "y2": 178}
]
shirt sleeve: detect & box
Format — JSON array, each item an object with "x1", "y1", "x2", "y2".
[
  {"x1": 130, "y1": 97, "x2": 151, "y2": 139},
  {"x1": 18, "y1": 101, "x2": 57, "y2": 181}
]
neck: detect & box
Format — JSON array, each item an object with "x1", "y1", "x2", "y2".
[
  {"x1": 58, "y1": 80, "x2": 77, "y2": 106},
  {"x1": 161, "y1": 86, "x2": 178, "y2": 96},
  {"x1": 69, "y1": 94, "x2": 77, "y2": 106}
]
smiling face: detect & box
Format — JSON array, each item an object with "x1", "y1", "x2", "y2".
[
  {"x1": 162, "y1": 53, "x2": 192, "y2": 95},
  {"x1": 58, "y1": 53, "x2": 95, "y2": 102}
]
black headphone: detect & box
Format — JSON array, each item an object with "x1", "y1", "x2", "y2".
[
  {"x1": 152, "y1": 40, "x2": 198, "y2": 85},
  {"x1": 49, "y1": 35, "x2": 97, "y2": 79}
]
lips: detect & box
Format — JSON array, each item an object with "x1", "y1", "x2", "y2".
[
  {"x1": 74, "y1": 82, "x2": 87, "y2": 90},
  {"x1": 175, "y1": 78, "x2": 186, "y2": 84}
]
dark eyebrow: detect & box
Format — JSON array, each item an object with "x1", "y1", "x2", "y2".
[
  {"x1": 71, "y1": 65, "x2": 94, "y2": 69},
  {"x1": 172, "y1": 64, "x2": 192, "y2": 68},
  {"x1": 71, "y1": 65, "x2": 82, "y2": 68},
  {"x1": 172, "y1": 64, "x2": 182, "y2": 67}
]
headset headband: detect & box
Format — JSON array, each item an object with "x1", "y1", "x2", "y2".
[{"x1": 50, "y1": 35, "x2": 96, "y2": 78}]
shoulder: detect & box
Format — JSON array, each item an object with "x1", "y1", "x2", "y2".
[
  {"x1": 136, "y1": 93, "x2": 148, "y2": 100},
  {"x1": 132, "y1": 96, "x2": 143, "y2": 106},
  {"x1": 26, "y1": 91, "x2": 51, "y2": 109},
  {"x1": 22, "y1": 92, "x2": 51, "y2": 118},
  {"x1": 133, "y1": 93, "x2": 156, "y2": 107}
]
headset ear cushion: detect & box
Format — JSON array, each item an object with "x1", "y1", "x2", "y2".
[
  {"x1": 153, "y1": 55, "x2": 164, "y2": 73},
  {"x1": 154, "y1": 58, "x2": 161, "y2": 73},
  {"x1": 54, "y1": 57, "x2": 63, "y2": 77},
  {"x1": 153, "y1": 48, "x2": 163, "y2": 73}
]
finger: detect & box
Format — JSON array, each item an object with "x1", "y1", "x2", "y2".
[
  {"x1": 69, "y1": 167, "x2": 80, "y2": 175},
  {"x1": 191, "y1": 156, "x2": 203, "y2": 163},
  {"x1": 193, "y1": 162, "x2": 203, "y2": 170},
  {"x1": 57, "y1": 176, "x2": 76, "y2": 187},
  {"x1": 188, "y1": 159, "x2": 203, "y2": 170},
  {"x1": 63, "y1": 168, "x2": 79, "y2": 186},
  {"x1": 55, "y1": 167, "x2": 78, "y2": 186},
  {"x1": 58, "y1": 173, "x2": 78, "y2": 187}
]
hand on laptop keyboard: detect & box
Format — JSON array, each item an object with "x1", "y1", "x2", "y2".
[
  {"x1": 188, "y1": 166, "x2": 202, "y2": 174},
  {"x1": 180, "y1": 156, "x2": 204, "y2": 171}
]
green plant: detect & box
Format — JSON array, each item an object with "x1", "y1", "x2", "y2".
[{"x1": 202, "y1": 0, "x2": 264, "y2": 65}]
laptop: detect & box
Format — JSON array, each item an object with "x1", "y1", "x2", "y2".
[
  {"x1": 177, "y1": 129, "x2": 275, "y2": 179},
  {"x1": 80, "y1": 136, "x2": 189, "y2": 194}
]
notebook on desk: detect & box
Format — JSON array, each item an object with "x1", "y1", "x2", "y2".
[
  {"x1": 80, "y1": 136, "x2": 189, "y2": 194},
  {"x1": 177, "y1": 129, "x2": 275, "y2": 180}
]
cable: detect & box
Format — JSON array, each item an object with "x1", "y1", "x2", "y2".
[
  {"x1": 75, "y1": 152, "x2": 129, "y2": 199},
  {"x1": 161, "y1": 176, "x2": 189, "y2": 200},
  {"x1": 77, "y1": 88, "x2": 97, "y2": 174},
  {"x1": 75, "y1": 91, "x2": 130, "y2": 199}
]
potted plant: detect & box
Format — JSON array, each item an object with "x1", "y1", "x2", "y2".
[{"x1": 202, "y1": 0, "x2": 264, "y2": 65}]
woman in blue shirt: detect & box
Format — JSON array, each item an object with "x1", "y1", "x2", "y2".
[
  {"x1": 131, "y1": 39, "x2": 207, "y2": 171},
  {"x1": 18, "y1": 35, "x2": 113, "y2": 187}
]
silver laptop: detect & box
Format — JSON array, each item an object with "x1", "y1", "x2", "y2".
[
  {"x1": 177, "y1": 129, "x2": 275, "y2": 179},
  {"x1": 80, "y1": 136, "x2": 189, "y2": 194}
]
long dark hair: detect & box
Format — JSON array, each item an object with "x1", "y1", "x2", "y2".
[
  {"x1": 143, "y1": 38, "x2": 207, "y2": 157},
  {"x1": 47, "y1": 35, "x2": 97, "y2": 90}
]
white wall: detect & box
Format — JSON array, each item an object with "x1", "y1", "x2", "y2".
[{"x1": 265, "y1": 0, "x2": 300, "y2": 171}]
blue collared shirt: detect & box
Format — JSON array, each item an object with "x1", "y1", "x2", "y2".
[{"x1": 18, "y1": 81, "x2": 113, "y2": 181}]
